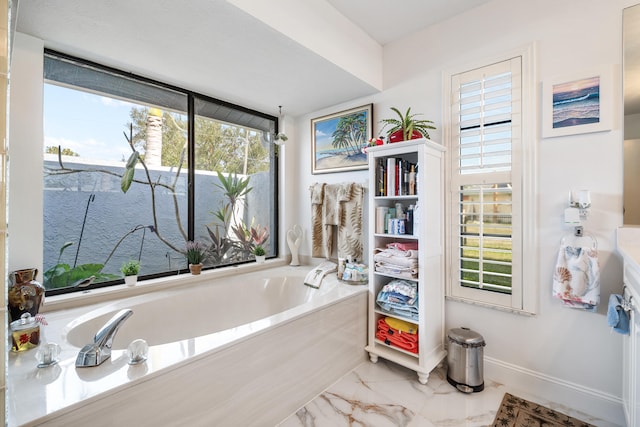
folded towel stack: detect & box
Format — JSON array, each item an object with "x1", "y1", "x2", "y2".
[
  {"x1": 375, "y1": 317, "x2": 418, "y2": 353},
  {"x1": 375, "y1": 279, "x2": 419, "y2": 321},
  {"x1": 374, "y1": 243, "x2": 419, "y2": 279}
]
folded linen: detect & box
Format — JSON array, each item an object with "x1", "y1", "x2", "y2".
[
  {"x1": 552, "y1": 245, "x2": 600, "y2": 312},
  {"x1": 376, "y1": 280, "x2": 419, "y2": 321},
  {"x1": 374, "y1": 249, "x2": 419, "y2": 268},
  {"x1": 387, "y1": 241, "x2": 418, "y2": 251},
  {"x1": 607, "y1": 294, "x2": 630, "y2": 335},
  {"x1": 375, "y1": 262, "x2": 418, "y2": 278},
  {"x1": 376, "y1": 318, "x2": 418, "y2": 353}
]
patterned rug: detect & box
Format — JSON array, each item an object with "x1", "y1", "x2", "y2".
[{"x1": 492, "y1": 393, "x2": 595, "y2": 427}]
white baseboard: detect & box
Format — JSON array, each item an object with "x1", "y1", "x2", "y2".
[{"x1": 485, "y1": 356, "x2": 625, "y2": 426}]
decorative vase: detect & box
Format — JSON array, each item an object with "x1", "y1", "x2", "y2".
[
  {"x1": 124, "y1": 275, "x2": 138, "y2": 287},
  {"x1": 8, "y1": 268, "x2": 45, "y2": 322},
  {"x1": 189, "y1": 263, "x2": 203, "y2": 275},
  {"x1": 389, "y1": 129, "x2": 422, "y2": 143},
  {"x1": 255, "y1": 255, "x2": 266, "y2": 263},
  {"x1": 286, "y1": 224, "x2": 302, "y2": 266}
]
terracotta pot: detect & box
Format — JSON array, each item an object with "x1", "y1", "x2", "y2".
[
  {"x1": 389, "y1": 129, "x2": 423, "y2": 143},
  {"x1": 189, "y1": 263, "x2": 203, "y2": 275}
]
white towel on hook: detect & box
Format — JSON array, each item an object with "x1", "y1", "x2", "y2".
[{"x1": 552, "y1": 244, "x2": 600, "y2": 311}]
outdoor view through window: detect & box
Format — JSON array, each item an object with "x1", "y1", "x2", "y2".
[{"x1": 43, "y1": 53, "x2": 277, "y2": 294}]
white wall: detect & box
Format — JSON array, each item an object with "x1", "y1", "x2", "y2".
[
  {"x1": 8, "y1": 32, "x2": 43, "y2": 273},
  {"x1": 292, "y1": 0, "x2": 635, "y2": 423}
]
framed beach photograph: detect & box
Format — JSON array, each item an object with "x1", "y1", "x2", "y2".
[
  {"x1": 311, "y1": 104, "x2": 373, "y2": 174},
  {"x1": 542, "y1": 66, "x2": 613, "y2": 138}
]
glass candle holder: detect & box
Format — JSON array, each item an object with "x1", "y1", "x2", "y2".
[
  {"x1": 35, "y1": 343, "x2": 61, "y2": 368},
  {"x1": 127, "y1": 339, "x2": 148, "y2": 365}
]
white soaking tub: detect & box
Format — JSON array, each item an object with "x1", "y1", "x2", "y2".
[{"x1": 7, "y1": 265, "x2": 368, "y2": 427}]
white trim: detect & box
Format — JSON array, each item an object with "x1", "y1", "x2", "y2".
[{"x1": 485, "y1": 356, "x2": 624, "y2": 426}]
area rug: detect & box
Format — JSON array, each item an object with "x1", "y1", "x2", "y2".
[{"x1": 492, "y1": 393, "x2": 595, "y2": 427}]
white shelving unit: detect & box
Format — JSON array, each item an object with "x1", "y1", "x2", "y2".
[{"x1": 365, "y1": 138, "x2": 447, "y2": 384}]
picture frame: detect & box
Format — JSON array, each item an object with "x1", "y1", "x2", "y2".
[
  {"x1": 311, "y1": 104, "x2": 373, "y2": 174},
  {"x1": 542, "y1": 66, "x2": 613, "y2": 138}
]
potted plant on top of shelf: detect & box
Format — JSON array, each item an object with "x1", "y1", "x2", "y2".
[
  {"x1": 185, "y1": 240, "x2": 206, "y2": 275},
  {"x1": 379, "y1": 107, "x2": 436, "y2": 143},
  {"x1": 121, "y1": 260, "x2": 140, "y2": 286}
]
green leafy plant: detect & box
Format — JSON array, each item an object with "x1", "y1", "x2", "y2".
[
  {"x1": 43, "y1": 242, "x2": 119, "y2": 289},
  {"x1": 252, "y1": 245, "x2": 266, "y2": 256},
  {"x1": 186, "y1": 240, "x2": 206, "y2": 265},
  {"x1": 120, "y1": 260, "x2": 141, "y2": 276},
  {"x1": 379, "y1": 107, "x2": 436, "y2": 141}
]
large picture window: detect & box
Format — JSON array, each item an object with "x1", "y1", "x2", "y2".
[{"x1": 43, "y1": 51, "x2": 278, "y2": 294}]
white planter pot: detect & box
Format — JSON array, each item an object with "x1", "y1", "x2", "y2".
[
  {"x1": 255, "y1": 255, "x2": 266, "y2": 263},
  {"x1": 124, "y1": 275, "x2": 138, "y2": 287}
]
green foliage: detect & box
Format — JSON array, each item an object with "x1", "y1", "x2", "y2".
[
  {"x1": 253, "y1": 245, "x2": 266, "y2": 256},
  {"x1": 120, "y1": 260, "x2": 141, "y2": 276},
  {"x1": 186, "y1": 241, "x2": 206, "y2": 264},
  {"x1": 379, "y1": 107, "x2": 436, "y2": 141},
  {"x1": 44, "y1": 242, "x2": 119, "y2": 289},
  {"x1": 215, "y1": 172, "x2": 252, "y2": 209},
  {"x1": 45, "y1": 146, "x2": 80, "y2": 156},
  {"x1": 44, "y1": 263, "x2": 119, "y2": 289},
  {"x1": 121, "y1": 151, "x2": 139, "y2": 193},
  {"x1": 128, "y1": 107, "x2": 270, "y2": 174}
]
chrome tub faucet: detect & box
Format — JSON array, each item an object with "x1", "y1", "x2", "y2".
[{"x1": 75, "y1": 309, "x2": 133, "y2": 368}]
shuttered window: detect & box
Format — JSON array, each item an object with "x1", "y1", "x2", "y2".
[{"x1": 446, "y1": 50, "x2": 536, "y2": 313}]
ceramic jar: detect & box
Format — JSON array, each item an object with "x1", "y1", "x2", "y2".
[{"x1": 8, "y1": 268, "x2": 45, "y2": 322}]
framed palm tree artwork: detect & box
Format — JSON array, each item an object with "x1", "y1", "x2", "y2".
[{"x1": 311, "y1": 104, "x2": 372, "y2": 174}]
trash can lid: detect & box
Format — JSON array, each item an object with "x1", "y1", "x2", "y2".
[{"x1": 447, "y1": 327, "x2": 485, "y2": 347}]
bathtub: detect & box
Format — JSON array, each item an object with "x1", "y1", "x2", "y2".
[{"x1": 7, "y1": 265, "x2": 368, "y2": 427}]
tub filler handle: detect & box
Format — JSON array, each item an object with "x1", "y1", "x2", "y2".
[{"x1": 75, "y1": 309, "x2": 133, "y2": 368}]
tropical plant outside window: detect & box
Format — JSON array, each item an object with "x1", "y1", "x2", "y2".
[{"x1": 43, "y1": 51, "x2": 277, "y2": 294}]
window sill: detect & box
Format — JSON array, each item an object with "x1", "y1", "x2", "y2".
[
  {"x1": 445, "y1": 295, "x2": 536, "y2": 316},
  {"x1": 41, "y1": 258, "x2": 289, "y2": 313}
]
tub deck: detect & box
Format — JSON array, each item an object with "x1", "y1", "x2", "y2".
[{"x1": 7, "y1": 265, "x2": 367, "y2": 427}]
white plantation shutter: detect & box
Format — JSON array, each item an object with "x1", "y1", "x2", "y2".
[{"x1": 447, "y1": 56, "x2": 527, "y2": 310}]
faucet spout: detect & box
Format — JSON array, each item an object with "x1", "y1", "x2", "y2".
[{"x1": 76, "y1": 309, "x2": 133, "y2": 368}]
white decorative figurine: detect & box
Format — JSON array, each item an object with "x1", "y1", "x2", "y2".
[{"x1": 287, "y1": 224, "x2": 302, "y2": 266}]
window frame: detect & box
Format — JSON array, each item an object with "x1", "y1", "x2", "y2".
[
  {"x1": 443, "y1": 44, "x2": 537, "y2": 314},
  {"x1": 42, "y1": 49, "x2": 280, "y2": 296}
]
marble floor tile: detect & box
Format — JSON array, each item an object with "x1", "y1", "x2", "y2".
[{"x1": 277, "y1": 359, "x2": 620, "y2": 427}]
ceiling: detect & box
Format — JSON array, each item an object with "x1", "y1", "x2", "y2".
[{"x1": 15, "y1": 0, "x2": 490, "y2": 118}]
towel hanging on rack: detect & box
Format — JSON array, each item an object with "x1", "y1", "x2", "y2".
[{"x1": 552, "y1": 234, "x2": 600, "y2": 312}]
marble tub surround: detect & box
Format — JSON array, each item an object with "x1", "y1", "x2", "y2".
[
  {"x1": 7, "y1": 266, "x2": 367, "y2": 427},
  {"x1": 278, "y1": 359, "x2": 619, "y2": 427}
]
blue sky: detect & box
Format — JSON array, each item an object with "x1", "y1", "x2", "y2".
[{"x1": 44, "y1": 84, "x2": 137, "y2": 161}]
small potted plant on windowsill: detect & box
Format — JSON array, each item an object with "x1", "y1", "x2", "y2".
[
  {"x1": 253, "y1": 245, "x2": 266, "y2": 263},
  {"x1": 121, "y1": 260, "x2": 141, "y2": 286},
  {"x1": 186, "y1": 240, "x2": 206, "y2": 275}
]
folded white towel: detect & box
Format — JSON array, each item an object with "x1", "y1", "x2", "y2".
[
  {"x1": 552, "y1": 245, "x2": 600, "y2": 311},
  {"x1": 374, "y1": 249, "x2": 418, "y2": 268}
]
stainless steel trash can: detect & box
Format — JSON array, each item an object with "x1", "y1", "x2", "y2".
[{"x1": 446, "y1": 327, "x2": 485, "y2": 393}]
